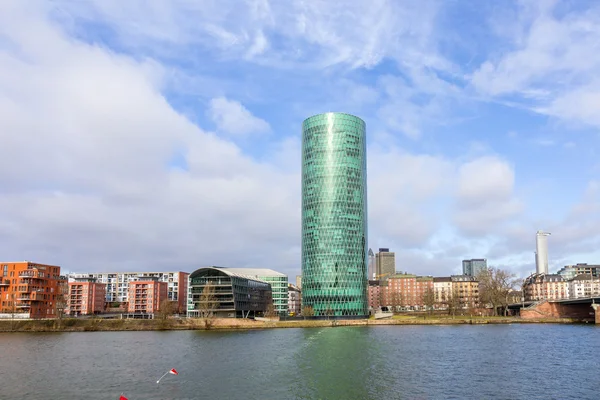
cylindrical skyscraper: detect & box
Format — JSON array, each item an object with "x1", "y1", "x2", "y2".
[
  {"x1": 536, "y1": 231, "x2": 551, "y2": 275},
  {"x1": 301, "y1": 112, "x2": 368, "y2": 318}
]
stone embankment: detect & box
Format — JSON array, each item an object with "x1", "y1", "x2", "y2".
[{"x1": 0, "y1": 315, "x2": 579, "y2": 333}]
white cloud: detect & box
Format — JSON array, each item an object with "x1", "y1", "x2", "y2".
[{"x1": 207, "y1": 97, "x2": 270, "y2": 136}]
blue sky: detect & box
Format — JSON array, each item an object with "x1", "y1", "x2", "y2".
[{"x1": 0, "y1": 0, "x2": 599, "y2": 279}]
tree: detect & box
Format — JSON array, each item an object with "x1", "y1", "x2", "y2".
[
  {"x1": 390, "y1": 290, "x2": 404, "y2": 312},
  {"x1": 157, "y1": 299, "x2": 176, "y2": 320},
  {"x1": 264, "y1": 301, "x2": 278, "y2": 318},
  {"x1": 422, "y1": 287, "x2": 435, "y2": 314},
  {"x1": 476, "y1": 267, "x2": 517, "y2": 316},
  {"x1": 301, "y1": 305, "x2": 314, "y2": 317},
  {"x1": 447, "y1": 292, "x2": 461, "y2": 317},
  {"x1": 195, "y1": 282, "x2": 218, "y2": 328}
]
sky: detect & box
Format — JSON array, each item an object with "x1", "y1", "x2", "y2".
[{"x1": 1, "y1": 0, "x2": 599, "y2": 280}]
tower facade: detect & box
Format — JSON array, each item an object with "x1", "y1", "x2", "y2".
[
  {"x1": 368, "y1": 248, "x2": 375, "y2": 280},
  {"x1": 301, "y1": 112, "x2": 368, "y2": 317},
  {"x1": 536, "y1": 231, "x2": 551, "y2": 275}
]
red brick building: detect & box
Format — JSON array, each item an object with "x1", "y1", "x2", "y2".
[
  {"x1": 65, "y1": 278, "x2": 106, "y2": 316},
  {"x1": 381, "y1": 274, "x2": 434, "y2": 311},
  {"x1": 127, "y1": 279, "x2": 168, "y2": 314},
  {"x1": 0, "y1": 261, "x2": 65, "y2": 319},
  {"x1": 367, "y1": 280, "x2": 383, "y2": 310}
]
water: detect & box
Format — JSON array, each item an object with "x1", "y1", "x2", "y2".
[{"x1": 0, "y1": 324, "x2": 598, "y2": 399}]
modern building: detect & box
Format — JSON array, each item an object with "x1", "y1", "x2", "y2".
[
  {"x1": 376, "y1": 248, "x2": 395, "y2": 280},
  {"x1": 296, "y1": 275, "x2": 302, "y2": 289},
  {"x1": 433, "y1": 277, "x2": 453, "y2": 309},
  {"x1": 288, "y1": 284, "x2": 302, "y2": 316},
  {"x1": 67, "y1": 271, "x2": 189, "y2": 313},
  {"x1": 535, "y1": 231, "x2": 551, "y2": 275},
  {"x1": 127, "y1": 278, "x2": 169, "y2": 314},
  {"x1": 219, "y1": 268, "x2": 288, "y2": 316},
  {"x1": 557, "y1": 264, "x2": 600, "y2": 280},
  {"x1": 301, "y1": 112, "x2": 368, "y2": 318},
  {"x1": 451, "y1": 275, "x2": 479, "y2": 309},
  {"x1": 0, "y1": 261, "x2": 66, "y2": 319},
  {"x1": 368, "y1": 248, "x2": 376, "y2": 280},
  {"x1": 462, "y1": 259, "x2": 487, "y2": 276},
  {"x1": 187, "y1": 267, "x2": 272, "y2": 318},
  {"x1": 523, "y1": 273, "x2": 567, "y2": 301},
  {"x1": 65, "y1": 277, "x2": 106, "y2": 316}
]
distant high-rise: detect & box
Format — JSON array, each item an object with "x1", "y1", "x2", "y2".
[
  {"x1": 376, "y1": 248, "x2": 396, "y2": 279},
  {"x1": 536, "y1": 231, "x2": 551, "y2": 275},
  {"x1": 462, "y1": 259, "x2": 487, "y2": 276},
  {"x1": 368, "y1": 248, "x2": 376, "y2": 280},
  {"x1": 301, "y1": 112, "x2": 368, "y2": 318}
]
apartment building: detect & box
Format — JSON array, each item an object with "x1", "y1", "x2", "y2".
[
  {"x1": 451, "y1": 275, "x2": 479, "y2": 309},
  {"x1": 127, "y1": 279, "x2": 168, "y2": 314},
  {"x1": 68, "y1": 271, "x2": 189, "y2": 313},
  {"x1": 523, "y1": 274, "x2": 568, "y2": 301},
  {"x1": 558, "y1": 264, "x2": 600, "y2": 280},
  {"x1": 288, "y1": 284, "x2": 301, "y2": 316},
  {"x1": 65, "y1": 277, "x2": 106, "y2": 316},
  {"x1": 433, "y1": 277, "x2": 453, "y2": 309},
  {"x1": 568, "y1": 274, "x2": 600, "y2": 299},
  {"x1": 367, "y1": 280, "x2": 383, "y2": 311},
  {"x1": 0, "y1": 261, "x2": 66, "y2": 319},
  {"x1": 383, "y1": 273, "x2": 434, "y2": 311}
]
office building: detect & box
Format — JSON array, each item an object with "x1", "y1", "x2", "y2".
[
  {"x1": 67, "y1": 271, "x2": 189, "y2": 313},
  {"x1": 187, "y1": 267, "x2": 272, "y2": 318},
  {"x1": 557, "y1": 264, "x2": 600, "y2": 280},
  {"x1": 368, "y1": 248, "x2": 376, "y2": 280},
  {"x1": 535, "y1": 231, "x2": 551, "y2": 275},
  {"x1": 127, "y1": 278, "x2": 168, "y2": 314},
  {"x1": 220, "y1": 268, "x2": 288, "y2": 316},
  {"x1": 296, "y1": 275, "x2": 302, "y2": 289},
  {"x1": 65, "y1": 277, "x2": 106, "y2": 316},
  {"x1": 462, "y1": 259, "x2": 487, "y2": 276},
  {"x1": 301, "y1": 112, "x2": 368, "y2": 318},
  {"x1": 0, "y1": 261, "x2": 66, "y2": 319},
  {"x1": 376, "y1": 248, "x2": 396, "y2": 279}
]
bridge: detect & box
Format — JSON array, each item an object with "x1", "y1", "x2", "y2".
[{"x1": 508, "y1": 296, "x2": 600, "y2": 323}]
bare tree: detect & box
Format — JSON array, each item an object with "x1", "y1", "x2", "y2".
[
  {"x1": 422, "y1": 287, "x2": 435, "y2": 314},
  {"x1": 447, "y1": 292, "x2": 461, "y2": 317},
  {"x1": 390, "y1": 290, "x2": 404, "y2": 313},
  {"x1": 157, "y1": 299, "x2": 176, "y2": 320},
  {"x1": 196, "y1": 282, "x2": 218, "y2": 328},
  {"x1": 301, "y1": 305, "x2": 314, "y2": 317},
  {"x1": 264, "y1": 301, "x2": 278, "y2": 318},
  {"x1": 477, "y1": 267, "x2": 517, "y2": 316}
]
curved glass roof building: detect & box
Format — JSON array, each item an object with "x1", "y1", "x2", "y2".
[{"x1": 301, "y1": 112, "x2": 368, "y2": 318}]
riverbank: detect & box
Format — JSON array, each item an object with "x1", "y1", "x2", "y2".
[{"x1": 0, "y1": 315, "x2": 584, "y2": 332}]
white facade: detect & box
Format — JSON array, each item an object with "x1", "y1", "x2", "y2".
[
  {"x1": 67, "y1": 271, "x2": 187, "y2": 304},
  {"x1": 535, "y1": 231, "x2": 551, "y2": 275},
  {"x1": 568, "y1": 275, "x2": 600, "y2": 299},
  {"x1": 433, "y1": 278, "x2": 453, "y2": 305}
]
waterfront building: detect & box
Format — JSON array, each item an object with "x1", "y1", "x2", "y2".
[
  {"x1": 382, "y1": 273, "x2": 434, "y2": 311},
  {"x1": 220, "y1": 268, "x2": 288, "y2": 316},
  {"x1": 0, "y1": 261, "x2": 65, "y2": 319},
  {"x1": 65, "y1": 277, "x2": 106, "y2": 316},
  {"x1": 127, "y1": 278, "x2": 168, "y2": 314},
  {"x1": 367, "y1": 280, "x2": 383, "y2": 311},
  {"x1": 187, "y1": 267, "x2": 272, "y2": 318},
  {"x1": 535, "y1": 231, "x2": 551, "y2": 275},
  {"x1": 523, "y1": 274, "x2": 567, "y2": 301},
  {"x1": 567, "y1": 274, "x2": 600, "y2": 299},
  {"x1": 67, "y1": 271, "x2": 189, "y2": 313},
  {"x1": 557, "y1": 264, "x2": 600, "y2": 280},
  {"x1": 450, "y1": 275, "x2": 479, "y2": 309},
  {"x1": 301, "y1": 112, "x2": 368, "y2": 318},
  {"x1": 433, "y1": 277, "x2": 453, "y2": 309},
  {"x1": 376, "y1": 248, "x2": 396, "y2": 280},
  {"x1": 288, "y1": 284, "x2": 301, "y2": 316},
  {"x1": 462, "y1": 259, "x2": 487, "y2": 276}
]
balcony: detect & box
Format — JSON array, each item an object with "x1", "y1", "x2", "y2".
[
  {"x1": 15, "y1": 303, "x2": 31, "y2": 308},
  {"x1": 0, "y1": 280, "x2": 9, "y2": 286},
  {"x1": 18, "y1": 292, "x2": 45, "y2": 302}
]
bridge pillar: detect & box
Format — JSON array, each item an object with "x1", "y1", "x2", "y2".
[{"x1": 592, "y1": 304, "x2": 600, "y2": 324}]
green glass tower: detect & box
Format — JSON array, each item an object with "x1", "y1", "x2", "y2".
[{"x1": 301, "y1": 112, "x2": 368, "y2": 318}]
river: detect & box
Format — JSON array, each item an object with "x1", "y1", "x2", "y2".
[{"x1": 0, "y1": 324, "x2": 598, "y2": 399}]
